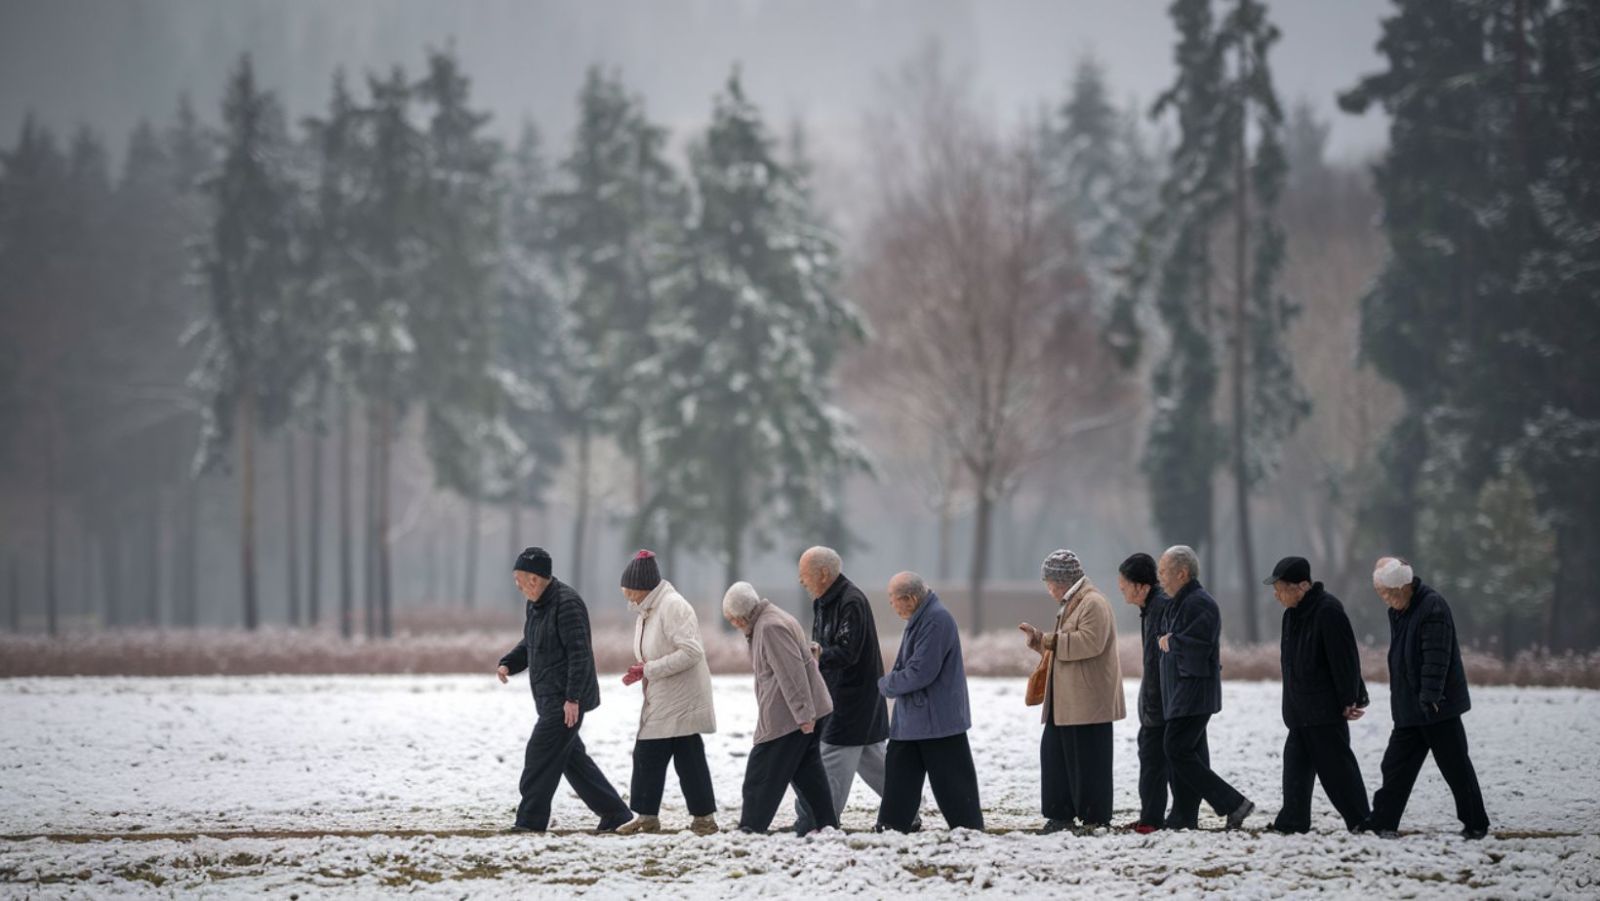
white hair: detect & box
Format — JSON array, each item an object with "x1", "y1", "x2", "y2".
[
  {"x1": 722, "y1": 581, "x2": 762, "y2": 621},
  {"x1": 890, "y1": 571, "x2": 929, "y2": 602},
  {"x1": 803, "y1": 546, "x2": 843, "y2": 582},
  {"x1": 1373, "y1": 558, "x2": 1415, "y2": 590},
  {"x1": 1162, "y1": 545, "x2": 1201, "y2": 581}
]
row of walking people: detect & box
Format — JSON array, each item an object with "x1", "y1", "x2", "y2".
[{"x1": 494, "y1": 543, "x2": 1488, "y2": 838}]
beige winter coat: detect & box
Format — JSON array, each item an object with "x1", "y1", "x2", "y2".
[
  {"x1": 745, "y1": 599, "x2": 834, "y2": 745},
  {"x1": 632, "y1": 580, "x2": 717, "y2": 740},
  {"x1": 1040, "y1": 578, "x2": 1127, "y2": 726}
]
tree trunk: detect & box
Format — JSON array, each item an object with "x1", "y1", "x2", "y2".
[
  {"x1": 969, "y1": 479, "x2": 994, "y2": 637},
  {"x1": 463, "y1": 495, "x2": 480, "y2": 609},
  {"x1": 364, "y1": 403, "x2": 378, "y2": 639},
  {"x1": 100, "y1": 519, "x2": 120, "y2": 628},
  {"x1": 285, "y1": 428, "x2": 301, "y2": 627},
  {"x1": 571, "y1": 426, "x2": 592, "y2": 594},
  {"x1": 240, "y1": 390, "x2": 260, "y2": 631},
  {"x1": 507, "y1": 497, "x2": 522, "y2": 563},
  {"x1": 338, "y1": 388, "x2": 353, "y2": 640},
  {"x1": 146, "y1": 482, "x2": 163, "y2": 627},
  {"x1": 7, "y1": 554, "x2": 18, "y2": 633},
  {"x1": 377, "y1": 398, "x2": 393, "y2": 639},
  {"x1": 1232, "y1": 43, "x2": 1259, "y2": 646},
  {"x1": 180, "y1": 471, "x2": 199, "y2": 627},
  {"x1": 308, "y1": 389, "x2": 325, "y2": 628}
]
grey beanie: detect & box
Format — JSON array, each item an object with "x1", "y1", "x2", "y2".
[
  {"x1": 621, "y1": 549, "x2": 662, "y2": 591},
  {"x1": 1041, "y1": 549, "x2": 1084, "y2": 585}
]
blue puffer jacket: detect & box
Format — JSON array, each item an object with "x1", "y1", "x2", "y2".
[
  {"x1": 1158, "y1": 580, "x2": 1224, "y2": 720},
  {"x1": 878, "y1": 592, "x2": 972, "y2": 741}
]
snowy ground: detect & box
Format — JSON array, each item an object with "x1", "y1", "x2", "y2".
[{"x1": 1, "y1": 675, "x2": 1597, "y2": 898}]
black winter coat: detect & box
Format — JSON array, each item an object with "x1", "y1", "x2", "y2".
[
  {"x1": 1158, "y1": 580, "x2": 1224, "y2": 720},
  {"x1": 1137, "y1": 587, "x2": 1173, "y2": 727},
  {"x1": 1387, "y1": 579, "x2": 1471, "y2": 727},
  {"x1": 499, "y1": 578, "x2": 602, "y2": 716},
  {"x1": 812, "y1": 574, "x2": 890, "y2": 746},
  {"x1": 1279, "y1": 583, "x2": 1368, "y2": 728}
]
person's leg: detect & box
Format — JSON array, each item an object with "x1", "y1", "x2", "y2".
[
  {"x1": 516, "y1": 713, "x2": 577, "y2": 830},
  {"x1": 1040, "y1": 724, "x2": 1076, "y2": 823},
  {"x1": 1137, "y1": 724, "x2": 1169, "y2": 826},
  {"x1": 875, "y1": 739, "x2": 927, "y2": 832},
  {"x1": 1270, "y1": 727, "x2": 1316, "y2": 833},
  {"x1": 1368, "y1": 725, "x2": 1430, "y2": 832},
  {"x1": 857, "y1": 740, "x2": 889, "y2": 799},
  {"x1": 790, "y1": 730, "x2": 839, "y2": 833},
  {"x1": 1306, "y1": 721, "x2": 1370, "y2": 831},
  {"x1": 1423, "y1": 717, "x2": 1490, "y2": 833},
  {"x1": 671, "y1": 734, "x2": 718, "y2": 818},
  {"x1": 795, "y1": 741, "x2": 862, "y2": 833},
  {"x1": 923, "y1": 733, "x2": 985, "y2": 830},
  {"x1": 628, "y1": 738, "x2": 673, "y2": 817},
  {"x1": 1074, "y1": 722, "x2": 1114, "y2": 827},
  {"x1": 740, "y1": 732, "x2": 806, "y2": 833},
  {"x1": 560, "y1": 719, "x2": 631, "y2": 827}
]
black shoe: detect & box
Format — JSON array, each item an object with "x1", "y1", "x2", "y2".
[
  {"x1": 739, "y1": 825, "x2": 763, "y2": 835},
  {"x1": 1225, "y1": 799, "x2": 1256, "y2": 831},
  {"x1": 504, "y1": 824, "x2": 538, "y2": 833},
  {"x1": 1265, "y1": 821, "x2": 1305, "y2": 835},
  {"x1": 1461, "y1": 827, "x2": 1488, "y2": 840},
  {"x1": 1040, "y1": 818, "x2": 1074, "y2": 835},
  {"x1": 595, "y1": 815, "x2": 631, "y2": 834}
]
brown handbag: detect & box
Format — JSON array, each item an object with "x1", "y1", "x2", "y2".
[{"x1": 1026, "y1": 648, "x2": 1052, "y2": 706}]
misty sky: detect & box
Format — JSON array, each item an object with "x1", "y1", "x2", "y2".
[{"x1": 2, "y1": 0, "x2": 1391, "y2": 187}]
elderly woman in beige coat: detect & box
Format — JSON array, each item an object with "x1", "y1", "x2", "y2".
[
  {"x1": 1020, "y1": 549, "x2": 1126, "y2": 832},
  {"x1": 615, "y1": 551, "x2": 719, "y2": 835}
]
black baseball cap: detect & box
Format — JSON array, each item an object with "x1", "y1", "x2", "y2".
[{"x1": 1264, "y1": 556, "x2": 1311, "y2": 585}]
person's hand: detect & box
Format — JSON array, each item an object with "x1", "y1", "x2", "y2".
[
  {"x1": 622, "y1": 663, "x2": 645, "y2": 686},
  {"x1": 564, "y1": 700, "x2": 580, "y2": 728},
  {"x1": 1018, "y1": 622, "x2": 1042, "y2": 652},
  {"x1": 496, "y1": 665, "x2": 510, "y2": 684},
  {"x1": 800, "y1": 720, "x2": 815, "y2": 734},
  {"x1": 1343, "y1": 704, "x2": 1365, "y2": 721},
  {"x1": 810, "y1": 641, "x2": 822, "y2": 660},
  {"x1": 1158, "y1": 634, "x2": 1171, "y2": 653}
]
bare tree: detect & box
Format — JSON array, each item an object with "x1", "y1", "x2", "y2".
[{"x1": 852, "y1": 45, "x2": 1122, "y2": 633}]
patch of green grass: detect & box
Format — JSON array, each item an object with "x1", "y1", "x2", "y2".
[{"x1": 113, "y1": 863, "x2": 167, "y2": 886}]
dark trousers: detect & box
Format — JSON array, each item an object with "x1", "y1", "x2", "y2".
[
  {"x1": 739, "y1": 727, "x2": 837, "y2": 834},
  {"x1": 1272, "y1": 722, "x2": 1370, "y2": 833},
  {"x1": 1164, "y1": 714, "x2": 1245, "y2": 824},
  {"x1": 876, "y1": 733, "x2": 985, "y2": 832},
  {"x1": 516, "y1": 709, "x2": 631, "y2": 831},
  {"x1": 630, "y1": 734, "x2": 716, "y2": 817},
  {"x1": 1040, "y1": 721, "x2": 1114, "y2": 826},
  {"x1": 1369, "y1": 716, "x2": 1489, "y2": 833},
  {"x1": 1136, "y1": 724, "x2": 1169, "y2": 826}
]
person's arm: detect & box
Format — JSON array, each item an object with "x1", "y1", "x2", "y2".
[
  {"x1": 879, "y1": 614, "x2": 952, "y2": 698},
  {"x1": 766, "y1": 623, "x2": 818, "y2": 726},
  {"x1": 1044, "y1": 595, "x2": 1114, "y2": 661},
  {"x1": 1418, "y1": 610, "x2": 1455, "y2": 711},
  {"x1": 1320, "y1": 606, "x2": 1367, "y2": 709},
  {"x1": 817, "y1": 599, "x2": 866, "y2": 672},
  {"x1": 1165, "y1": 600, "x2": 1218, "y2": 677},
  {"x1": 499, "y1": 638, "x2": 529, "y2": 676},
  {"x1": 642, "y1": 600, "x2": 705, "y2": 682},
  {"x1": 558, "y1": 599, "x2": 594, "y2": 703}
]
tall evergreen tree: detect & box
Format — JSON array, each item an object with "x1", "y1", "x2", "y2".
[{"x1": 647, "y1": 70, "x2": 867, "y2": 596}]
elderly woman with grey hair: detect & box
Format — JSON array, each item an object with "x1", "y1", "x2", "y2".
[
  {"x1": 1020, "y1": 549, "x2": 1125, "y2": 832},
  {"x1": 722, "y1": 581, "x2": 837, "y2": 835}
]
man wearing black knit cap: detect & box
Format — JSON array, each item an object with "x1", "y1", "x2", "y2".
[
  {"x1": 1265, "y1": 555, "x2": 1371, "y2": 834},
  {"x1": 496, "y1": 546, "x2": 631, "y2": 833}
]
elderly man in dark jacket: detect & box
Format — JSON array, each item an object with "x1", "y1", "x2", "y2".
[
  {"x1": 793, "y1": 546, "x2": 893, "y2": 833},
  {"x1": 1116, "y1": 552, "x2": 1173, "y2": 833},
  {"x1": 496, "y1": 547, "x2": 632, "y2": 833},
  {"x1": 1366, "y1": 557, "x2": 1490, "y2": 839},
  {"x1": 875, "y1": 572, "x2": 984, "y2": 832},
  {"x1": 1264, "y1": 556, "x2": 1371, "y2": 834},
  {"x1": 1157, "y1": 545, "x2": 1256, "y2": 830}
]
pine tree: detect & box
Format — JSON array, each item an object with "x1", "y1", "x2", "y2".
[
  {"x1": 543, "y1": 67, "x2": 687, "y2": 590},
  {"x1": 647, "y1": 69, "x2": 867, "y2": 596},
  {"x1": 192, "y1": 55, "x2": 302, "y2": 630}
]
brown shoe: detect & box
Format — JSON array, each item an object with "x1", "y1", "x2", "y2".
[
  {"x1": 616, "y1": 815, "x2": 661, "y2": 835},
  {"x1": 690, "y1": 814, "x2": 720, "y2": 836}
]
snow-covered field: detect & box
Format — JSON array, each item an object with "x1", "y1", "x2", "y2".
[{"x1": 2, "y1": 675, "x2": 1597, "y2": 897}]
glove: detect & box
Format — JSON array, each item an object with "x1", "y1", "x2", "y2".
[{"x1": 622, "y1": 662, "x2": 645, "y2": 686}]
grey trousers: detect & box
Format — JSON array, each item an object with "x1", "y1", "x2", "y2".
[{"x1": 793, "y1": 739, "x2": 888, "y2": 832}]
